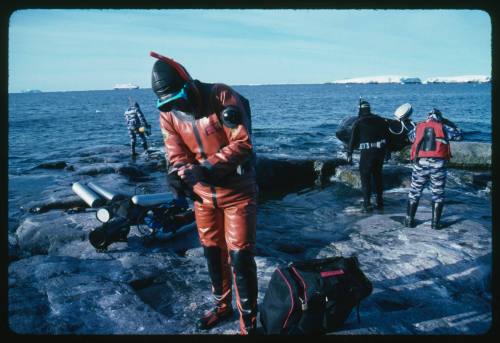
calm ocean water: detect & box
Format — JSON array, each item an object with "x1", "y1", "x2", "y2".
[
  {"x1": 8, "y1": 83, "x2": 491, "y2": 220},
  {"x1": 8, "y1": 83, "x2": 491, "y2": 173}
]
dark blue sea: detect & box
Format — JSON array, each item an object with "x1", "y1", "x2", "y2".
[{"x1": 8, "y1": 83, "x2": 491, "y2": 224}]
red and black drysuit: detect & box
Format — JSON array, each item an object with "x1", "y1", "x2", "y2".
[{"x1": 159, "y1": 80, "x2": 258, "y2": 334}]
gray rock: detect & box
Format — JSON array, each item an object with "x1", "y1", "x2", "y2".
[
  {"x1": 28, "y1": 196, "x2": 87, "y2": 214},
  {"x1": 35, "y1": 161, "x2": 68, "y2": 170},
  {"x1": 116, "y1": 165, "x2": 147, "y2": 177},
  {"x1": 9, "y1": 233, "x2": 21, "y2": 262},
  {"x1": 75, "y1": 165, "x2": 116, "y2": 176},
  {"x1": 256, "y1": 156, "x2": 346, "y2": 191},
  {"x1": 8, "y1": 147, "x2": 492, "y2": 335},
  {"x1": 333, "y1": 164, "x2": 412, "y2": 190},
  {"x1": 394, "y1": 142, "x2": 491, "y2": 170},
  {"x1": 455, "y1": 171, "x2": 491, "y2": 188},
  {"x1": 15, "y1": 211, "x2": 91, "y2": 257}
]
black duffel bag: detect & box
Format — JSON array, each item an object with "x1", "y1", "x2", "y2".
[{"x1": 260, "y1": 256, "x2": 373, "y2": 334}]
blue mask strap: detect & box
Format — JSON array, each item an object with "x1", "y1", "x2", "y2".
[{"x1": 156, "y1": 84, "x2": 188, "y2": 109}]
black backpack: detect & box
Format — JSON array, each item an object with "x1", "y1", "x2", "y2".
[{"x1": 260, "y1": 256, "x2": 373, "y2": 334}]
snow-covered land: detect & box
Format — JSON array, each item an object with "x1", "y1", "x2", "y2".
[
  {"x1": 424, "y1": 75, "x2": 491, "y2": 84},
  {"x1": 113, "y1": 83, "x2": 139, "y2": 90},
  {"x1": 334, "y1": 75, "x2": 416, "y2": 84},
  {"x1": 333, "y1": 75, "x2": 490, "y2": 84}
]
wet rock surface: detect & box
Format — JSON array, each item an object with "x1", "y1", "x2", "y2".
[
  {"x1": 394, "y1": 141, "x2": 491, "y2": 170},
  {"x1": 8, "y1": 146, "x2": 492, "y2": 335}
]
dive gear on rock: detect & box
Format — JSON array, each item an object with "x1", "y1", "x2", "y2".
[
  {"x1": 72, "y1": 182, "x2": 195, "y2": 252},
  {"x1": 260, "y1": 256, "x2": 373, "y2": 334},
  {"x1": 72, "y1": 182, "x2": 105, "y2": 208}
]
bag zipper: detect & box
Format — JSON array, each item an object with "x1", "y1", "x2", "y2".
[{"x1": 290, "y1": 266, "x2": 308, "y2": 310}]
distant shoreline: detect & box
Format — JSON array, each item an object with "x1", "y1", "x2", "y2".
[{"x1": 9, "y1": 81, "x2": 491, "y2": 94}]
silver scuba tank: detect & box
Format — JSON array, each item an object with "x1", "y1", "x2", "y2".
[
  {"x1": 72, "y1": 182, "x2": 105, "y2": 208},
  {"x1": 87, "y1": 182, "x2": 123, "y2": 201},
  {"x1": 131, "y1": 193, "x2": 174, "y2": 207}
]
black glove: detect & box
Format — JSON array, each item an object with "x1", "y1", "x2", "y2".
[
  {"x1": 166, "y1": 169, "x2": 202, "y2": 203},
  {"x1": 178, "y1": 165, "x2": 206, "y2": 187}
]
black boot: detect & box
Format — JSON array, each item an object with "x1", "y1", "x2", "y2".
[
  {"x1": 405, "y1": 199, "x2": 419, "y2": 228},
  {"x1": 361, "y1": 202, "x2": 373, "y2": 213},
  {"x1": 230, "y1": 250, "x2": 258, "y2": 335},
  {"x1": 375, "y1": 195, "x2": 384, "y2": 210},
  {"x1": 142, "y1": 141, "x2": 149, "y2": 152},
  {"x1": 198, "y1": 246, "x2": 234, "y2": 330},
  {"x1": 431, "y1": 201, "x2": 444, "y2": 230},
  {"x1": 131, "y1": 145, "x2": 137, "y2": 156}
]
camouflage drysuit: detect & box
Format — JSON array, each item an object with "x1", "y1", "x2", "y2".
[
  {"x1": 407, "y1": 115, "x2": 463, "y2": 203},
  {"x1": 124, "y1": 102, "x2": 149, "y2": 154}
]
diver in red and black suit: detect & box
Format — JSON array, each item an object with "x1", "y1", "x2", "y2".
[{"x1": 150, "y1": 52, "x2": 258, "y2": 335}]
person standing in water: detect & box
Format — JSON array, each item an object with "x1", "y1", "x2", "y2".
[{"x1": 124, "y1": 100, "x2": 150, "y2": 156}]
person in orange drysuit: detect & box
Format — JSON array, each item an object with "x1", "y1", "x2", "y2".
[{"x1": 149, "y1": 52, "x2": 258, "y2": 335}]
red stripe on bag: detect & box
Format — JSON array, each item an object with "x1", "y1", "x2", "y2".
[
  {"x1": 276, "y1": 268, "x2": 295, "y2": 329},
  {"x1": 320, "y1": 269, "x2": 344, "y2": 278}
]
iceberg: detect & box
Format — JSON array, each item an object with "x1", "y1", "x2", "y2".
[
  {"x1": 20, "y1": 89, "x2": 42, "y2": 93},
  {"x1": 424, "y1": 75, "x2": 490, "y2": 84},
  {"x1": 333, "y1": 75, "x2": 421, "y2": 84},
  {"x1": 113, "y1": 83, "x2": 140, "y2": 90}
]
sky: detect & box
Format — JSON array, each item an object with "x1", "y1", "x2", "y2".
[{"x1": 8, "y1": 9, "x2": 491, "y2": 92}]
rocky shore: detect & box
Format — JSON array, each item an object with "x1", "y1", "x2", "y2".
[{"x1": 8, "y1": 142, "x2": 492, "y2": 334}]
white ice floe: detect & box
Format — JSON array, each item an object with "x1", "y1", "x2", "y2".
[
  {"x1": 424, "y1": 75, "x2": 491, "y2": 84},
  {"x1": 332, "y1": 75, "x2": 490, "y2": 84},
  {"x1": 333, "y1": 75, "x2": 418, "y2": 84}
]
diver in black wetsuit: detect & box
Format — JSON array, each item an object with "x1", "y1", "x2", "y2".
[{"x1": 347, "y1": 99, "x2": 390, "y2": 212}]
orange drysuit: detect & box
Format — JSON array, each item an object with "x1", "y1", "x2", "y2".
[{"x1": 160, "y1": 80, "x2": 258, "y2": 334}]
